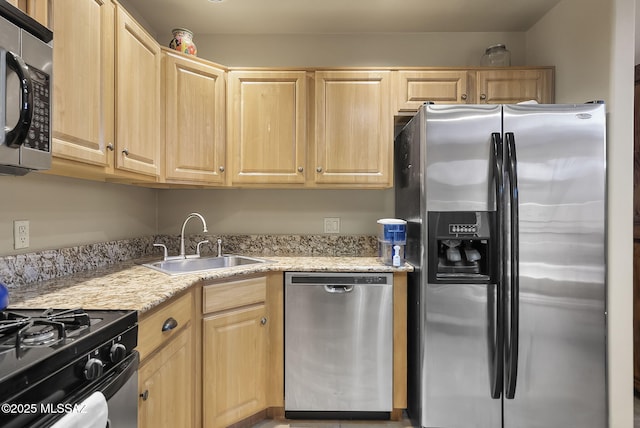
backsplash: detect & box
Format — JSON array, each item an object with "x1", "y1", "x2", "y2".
[
  {"x1": 174, "y1": 234, "x2": 378, "y2": 258},
  {"x1": 0, "y1": 234, "x2": 377, "y2": 288},
  {"x1": 0, "y1": 236, "x2": 158, "y2": 288}
]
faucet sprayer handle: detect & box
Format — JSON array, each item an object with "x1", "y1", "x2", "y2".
[
  {"x1": 153, "y1": 243, "x2": 169, "y2": 260},
  {"x1": 196, "y1": 240, "x2": 210, "y2": 257}
]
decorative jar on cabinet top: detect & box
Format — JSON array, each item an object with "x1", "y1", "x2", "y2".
[
  {"x1": 481, "y1": 44, "x2": 511, "y2": 66},
  {"x1": 169, "y1": 28, "x2": 197, "y2": 56}
]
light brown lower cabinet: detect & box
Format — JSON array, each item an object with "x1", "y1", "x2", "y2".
[
  {"x1": 203, "y1": 304, "x2": 268, "y2": 427},
  {"x1": 137, "y1": 289, "x2": 196, "y2": 428},
  {"x1": 138, "y1": 325, "x2": 194, "y2": 428},
  {"x1": 202, "y1": 275, "x2": 271, "y2": 428}
]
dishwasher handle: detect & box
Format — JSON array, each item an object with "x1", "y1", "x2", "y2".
[{"x1": 324, "y1": 285, "x2": 354, "y2": 293}]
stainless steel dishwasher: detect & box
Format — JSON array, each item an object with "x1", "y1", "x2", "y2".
[{"x1": 284, "y1": 272, "x2": 393, "y2": 418}]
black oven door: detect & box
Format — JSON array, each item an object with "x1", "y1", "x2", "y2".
[{"x1": 29, "y1": 350, "x2": 139, "y2": 428}]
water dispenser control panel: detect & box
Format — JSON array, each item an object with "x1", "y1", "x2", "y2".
[
  {"x1": 449, "y1": 223, "x2": 478, "y2": 234},
  {"x1": 428, "y1": 211, "x2": 496, "y2": 284}
]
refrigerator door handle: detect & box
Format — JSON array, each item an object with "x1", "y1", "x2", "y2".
[
  {"x1": 505, "y1": 132, "x2": 520, "y2": 399},
  {"x1": 489, "y1": 132, "x2": 504, "y2": 399}
]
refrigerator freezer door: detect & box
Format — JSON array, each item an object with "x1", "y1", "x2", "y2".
[
  {"x1": 421, "y1": 104, "x2": 503, "y2": 427},
  {"x1": 502, "y1": 104, "x2": 607, "y2": 428},
  {"x1": 425, "y1": 104, "x2": 502, "y2": 212}
]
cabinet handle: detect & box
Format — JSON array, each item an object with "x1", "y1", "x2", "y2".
[
  {"x1": 316, "y1": 166, "x2": 323, "y2": 173},
  {"x1": 297, "y1": 166, "x2": 304, "y2": 173},
  {"x1": 162, "y1": 317, "x2": 178, "y2": 332},
  {"x1": 260, "y1": 317, "x2": 267, "y2": 325},
  {"x1": 461, "y1": 94, "x2": 468, "y2": 101},
  {"x1": 480, "y1": 94, "x2": 487, "y2": 101},
  {"x1": 219, "y1": 166, "x2": 225, "y2": 172},
  {"x1": 106, "y1": 143, "x2": 114, "y2": 151},
  {"x1": 140, "y1": 390, "x2": 149, "y2": 401},
  {"x1": 122, "y1": 148, "x2": 129, "y2": 156}
]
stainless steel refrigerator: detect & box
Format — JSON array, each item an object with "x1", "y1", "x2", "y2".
[{"x1": 394, "y1": 103, "x2": 607, "y2": 428}]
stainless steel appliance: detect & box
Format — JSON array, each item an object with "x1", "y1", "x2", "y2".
[
  {"x1": 0, "y1": 308, "x2": 138, "y2": 427},
  {"x1": 395, "y1": 103, "x2": 607, "y2": 428},
  {"x1": 0, "y1": 2, "x2": 52, "y2": 176},
  {"x1": 284, "y1": 272, "x2": 393, "y2": 418}
]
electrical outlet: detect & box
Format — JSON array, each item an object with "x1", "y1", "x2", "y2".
[
  {"x1": 324, "y1": 217, "x2": 340, "y2": 234},
  {"x1": 14, "y1": 220, "x2": 29, "y2": 250}
]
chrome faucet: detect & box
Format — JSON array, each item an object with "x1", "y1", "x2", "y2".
[{"x1": 180, "y1": 212, "x2": 209, "y2": 258}]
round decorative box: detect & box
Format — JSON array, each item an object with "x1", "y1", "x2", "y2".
[{"x1": 169, "y1": 28, "x2": 197, "y2": 56}]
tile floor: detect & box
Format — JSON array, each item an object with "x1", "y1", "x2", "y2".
[
  {"x1": 251, "y1": 416, "x2": 414, "y2": 428},
  {"x1": 249, "y1": 400, "x2": 640, "y2": 427}
]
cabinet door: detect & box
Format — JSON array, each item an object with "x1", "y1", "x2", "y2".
[
  {"x1": 7, "y1": 0, "x2": 49, "y2": 27},
  {"x1": 203, "y1": 304, "x2": 267, "y2": 428},
  {"x1": 394, "y1": 70, "x2": 469, "y2": 112},
  {"x1": 52, "y1": 0, "x2": 114, "y2": 167},
  {"x1": 115, "y1": 6, "x2": 161, "y2": 177},
  {"x1": 138, "y1": 325, "x2": 194, "y2": 428},
  {"x1": 476, "y1": 68, "x2": 554, "y2": 104},
  {"x1": 314, "y1": 70, "x2": 392, "y2": 187},
  {"x1": 228, "y1": 71, "x2": 307, "y2": 185},
  {"x1": 164, "y1": 51, "x2": 226, "y2": 184}
]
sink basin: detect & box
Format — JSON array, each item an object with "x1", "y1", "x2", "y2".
[{"x1": 143, "y1": 255, "x2": 269, "y2": 275}]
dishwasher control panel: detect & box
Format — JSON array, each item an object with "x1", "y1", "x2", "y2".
[{"x1": 287, "y1": 273, "x2": 391, "y2": 285}]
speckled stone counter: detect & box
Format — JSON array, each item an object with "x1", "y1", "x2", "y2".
[
  {"x1": 0, "y1": 234, "x2": 379, "y2": 288},
  {"x1": 7, "y1": 257, "x2": 412, "y2": 314}
]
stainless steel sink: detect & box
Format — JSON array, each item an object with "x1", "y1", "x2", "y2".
[{"x1": 143, "y1": 255, "x2": 269, "y2": 275}]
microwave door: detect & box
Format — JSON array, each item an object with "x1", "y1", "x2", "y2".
[{"x1": 0, "y1": 48, "x2": 20, "y2": 168}]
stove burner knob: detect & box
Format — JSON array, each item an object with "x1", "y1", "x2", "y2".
[
  {"x1": 84, "y1": 358, "x2": 104, "y2": 381},
  {"x1": 109, "y1": 343, "x2": 127, "y2": 363}
]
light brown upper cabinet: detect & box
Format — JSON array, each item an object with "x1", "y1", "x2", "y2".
[
  {"x1": 115, "y1": 6, "x2": 161, "y2": 178},
  {"x1": 394, "y1": 69, "x2": 470, "y2": 112},
  {"x1": 163, "y1": 50, "x2": 226, "y2": 184},
  {"x1": 475, "y1": 68, "x2": 554, "y2": 104},
  {"x1": 7, "y1": 0, "x2": 49, "y2": 27},
  {"x1": 51, "y1": 0, "x2": 115, "y2": 173},
  {"x1": 51, "y1": 1, "x2": 161, "y2": 182},
  {"x1": 393, "y1": 67, "x2": 555, "y2": 114},
  {"x1": 313, "y1": 70, "x2": 392, "y2": 188},
  {"x1": 227, "y1": 70, "x2": 308, "y2": 185}
]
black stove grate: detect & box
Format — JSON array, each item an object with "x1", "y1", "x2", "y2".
[{"x1": 0, "y1": 309, "x2": 93, "y2": 356}]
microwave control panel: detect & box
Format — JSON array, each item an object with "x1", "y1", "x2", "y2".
[{"x1": 24, "y1": 66, "x2": 50, "y2": 153}]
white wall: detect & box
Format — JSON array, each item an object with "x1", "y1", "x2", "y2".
[
  {"x1": 157, "y1": 188, "x2": 393, "y2": 235},
  {"x1": 637, "y1": 0, "x2": 640, "y2": 62},
  {"x1": 525, "y1": 0, "x2": 611, "y2": 104},
  {"x1": 194, "y1": 32, "x2": 527, "y2": 67},
  {"x1": 0, "y1": 174, "x2": 157, "y2": 255},
  {"x1": 606, "y1": 2, "x2": 635, "y2": 424},
  {"x1": 527, "y1": 1, "x2": 635, "y2": 427}
]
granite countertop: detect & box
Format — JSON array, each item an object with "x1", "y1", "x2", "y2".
[{"x1": 7, "y1": 257, "x2": 413, "y2": 314}]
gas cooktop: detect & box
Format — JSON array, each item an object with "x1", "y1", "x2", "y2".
[{"x1": 0, "y1": 308, "x2": 137, "y2": 404}]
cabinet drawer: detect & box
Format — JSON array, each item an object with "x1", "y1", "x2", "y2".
[
  {"x1": 203, "y1": 276, "x2": 267, "y2": 314},
  {"x1": 138, "y1": 291, "x2": 193, "y2": 361}
]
